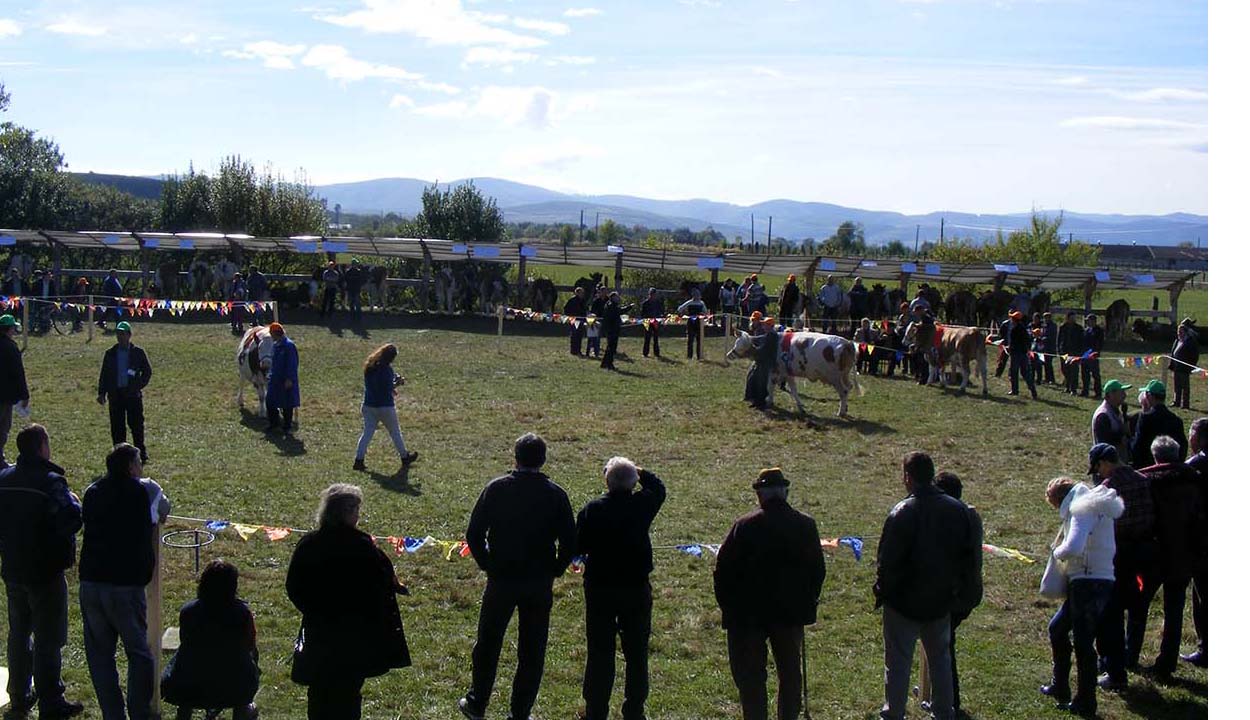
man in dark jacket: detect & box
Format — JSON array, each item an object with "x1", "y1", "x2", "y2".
[
  {"x1": 778, "y1": 274, "x2": 800, "y2": 327},
  {"x1": 576, "y1": 457, "x2": 666, "y2": 720},
  {"x1": 0, "y1": 313, "x2": 30, "y2": 467},
  {"x1": 100, "y1": 269, "x2": 124, "y2": 328},
  {"x1": 714, "y1": 468, "x2": 824, "y2": 720},
  {"x1": 599, "y1": 292, "x2": 632, "y2": 371},
  {"x1": 1136, "y1": 435, "x2": 1202, "y2": 679},
  {"x1": 79, "y1": 442, "x2": 171, "y2": 720},
  {"x1": 0, "y1": 425, "x2": 85, "y2": 719},
  {"x1": 245, "y1": 266, "x2": 268, "y2": 325},
  {"x1": 1006, "y1": 310, "x2": 1038, "y2": 399},
  {"x1": 1040, "y1": 312, "x2": 1058, "y2": 384},
  {"x1": 1169, "y1": 320, "x2": 1200, "y2": 409},
  {"x1": 640, "y1": 288, "x2": 664, "y2": 358},
  {"x1": 743, "y1": 315, "x2": 779, "y2": 409},
  {"x1": 875, "y1": 452, "x2": 981, "y2": 720},
  {"x1": 460, "y1": 433, "x2": 576, "y2": 720},
  {"x1": 1182, "y1": 417, "x2": 1207, "y2": 667},
  {"x1": 343, "y1": 259, "x2": 368, "y2": 323},
  {"x1": 1057, "y1": 312, "x2": 1084, "y2": 395},
  {"x1": 564, "y1": 287, "x2": 588, "y2": 356},
  {"x1": 319, "y1": 261, "x2": 341, "y2": 319},
  {"x1": 932, "y1": 471, "x2": 984, "y2": 717},
  {"x1": 96, "y1": 322, "x2": 153, "y2": 464},
  {"x1": 1080, "y1": 314, "x2": 1104, "y2": 397},
  {"x1": 1130, "y1": 380, "x2": 1187, "y2": 469}
]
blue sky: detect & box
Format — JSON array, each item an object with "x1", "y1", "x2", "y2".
[{"x1": 0, "y1": 0, "x2": 1208, "y2": 215}]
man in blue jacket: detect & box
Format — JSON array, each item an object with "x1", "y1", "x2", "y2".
[
  {"x1": 1080, "y1": 314, "x2": 1104, "y2": 397},
  {"x1": 96, "y1": 322, "x2": 152, "y2": 464},
  {"x1": 0, "y1": 313, "x2": 30, "y2": 468},
  {"x1": 265, "y1": 323, "x2": 300, "y2": 436},
  {"x1": 99, "y1": 269, "x2": 125, "y2": 328},
  {"x1": 0, "y1": 425, "x2": 84, "y2": 719}
]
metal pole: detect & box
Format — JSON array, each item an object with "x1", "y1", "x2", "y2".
[{"x1": 271, "y1": 300, "x2": 280, "y2": 324}]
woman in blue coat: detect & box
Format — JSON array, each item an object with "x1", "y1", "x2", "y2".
[{"x1": 265, "y1": 323, "x2": 300, "y2": 434}]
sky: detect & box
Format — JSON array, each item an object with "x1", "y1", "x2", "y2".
[{"x1": 0, "y1": 0, "x2": 1208, "y2": 215}]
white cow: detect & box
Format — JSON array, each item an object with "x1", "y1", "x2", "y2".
[
  {"x1": 727, "y1": 329, "x2": 862, "y2": 417},
  {"x1": 236, "y1": 326, "x2": 275, "y2": 413}
]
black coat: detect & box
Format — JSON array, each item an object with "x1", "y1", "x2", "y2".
[
  {"x1": 1057, "y1": 321, "x2": 1084, "y2": 356},
  {"x1": 0, "y1": 456, "x2": 81, "y2": 584},
  {"x1": 1170, "y1": 331, "x2": 1200, "y2": 371},
  {"x1": 1130, "y1": 404, "x2": 1187, "y2": 469},
  {"x1": 714, "y1": 498, "x2": 825, "y2": 629},
  {"x1": 0, "y1": 333, "x2": 28, "y2": 404},
  {"x1": 285, "y1": 526, "x2": 411, "y2": 685},
  {"x1": 1141, "y1": 462, "x2": 1203, "y2": 583},
  {"x1": 576, "y1": 470, "x2": 666, "y2": 586},
  {"x1": 563, "y1": 295, "x2": 587, "y2": 317},
  {"x1": 467, "y1": 469, "x2": 577, "y2": 581},
  {"x1": 161, "y1": 598, "x2": 261, "y2": 708},
  {"x1": 875, "y1": 483, "x2": 982, "y2": 622},
  {"x1": 97, "y1": 343, "x2": 152, "y2": 398},
  {"x1": 600, "y1": 301, "x2": 632, "y2": 338}
]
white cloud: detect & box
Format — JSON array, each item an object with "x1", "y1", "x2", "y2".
[
  {"x1": 389, "y1": 93, "x2": 416, "y2": 109},
  {"x1": 0, "y1": 19, "x2": 21, "y2": 38},
  {"x1": 321, "y1": 0, "x2": 547, "y2": 49},
  {"x1": 406, "y1": 100, "x2": 471, "y2": 118},
  {"x1": 45, "y1": 18, "x2": 107, "y2": 37},
  {"x1": 545, "y1": 55, "x2": 595, "y2": 66},
  {"x1": 1051, "y1": 75, "x2": 1089, "y2": 86},
  {"x1": 1112, "y1": 87, "x2": 1207, "y2": 103},
  {"x1": 563, "y1": 7, "x2": 603, "y2": 18},
  {"x1": 502, "y1": 140, "x2": 606, "y2": 171},
  {"x1": 1059, "y1": 116, "x2": 1203, "y2": 132},
  {"x1": 396, "y1": 85, "x2": 560, "y2": 128},
  {"x1": 223, "y1": 41, "x2": 308, "y2": 70},
  {"x1": 464, "y1": 46, "x2": 538, "y2": 67},
  {"x1": 512, "y1": 18, "x2": 570, "y2": 36},
  {"x1": 302, "y1": 44, "x2": 423, "y2": 81}
]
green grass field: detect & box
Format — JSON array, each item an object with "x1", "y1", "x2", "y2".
[{"x1": 2, "y1": 309, "x2": 1208, "y2": 719}]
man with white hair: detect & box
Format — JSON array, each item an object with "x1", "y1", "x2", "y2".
[{"x1": 575, "y1": 458, "x2": 666, "y2": 720}]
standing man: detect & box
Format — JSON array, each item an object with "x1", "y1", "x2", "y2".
[
  {"x1": 743, "y1": 315, "x2": 779, "y2": 410},
  {"x1": 1168, "y1": 320, "x2": 1200, "y2": 409},
  {"x1": 96, "y1": 322, "x2": 152, "y2": 465},
  {"x1": 245, "y1": 266, "x2": 269, "y2": 326},
  {"x1": 0, "y1": 313, "x2": 30, "y2": 468},
  {"x1": 0, "y1": 425, "x2": 85, "y2": 719},
  {"x1": 1182, "y1": 417, "x2": 1207, "y2": 667},
  {"x1": 1006, "y1": 310, "x2": 1038, "y2": 399},
  {"x1": 576, "y1": 457, "x2": 666, "y2": 720},
  {"x1": 599, "y1": 292, "x2": 632, "y2": 372},
  {"x1": 459, "y1": 433, "x2": 576, "y2": 720},
  {"x1": 1129, "y1": 380, "x2": 1187, "y2": 469},
  {"x1": 265, "y1": 323, "x2": 300, "y2": 436},
  {"x1": 676, "y1": 289, "x2": 708, "y2": 360},
  {"x1": 1080, "y1": 314, "x2": 1104, "y2": 397},
  {"x1": 714, "y1": 469, "x2": 824, "y2": 720},
  {"x1": 874, "y1": 452, "x2": 981, "y2": 720},
  {"x1": 319, "y1": 261, "x2": 341, "y2": 319},
  {"x1": 1040, "y1": 312, "x2": 1058, "y2": 385},
  {"x1": 640, "y1": 288, "x2": 664, "y2": 359},
  {"x1": 1057, "y1": 312, "x2": 1083, "y2": 395},
  {"x1": 79, "y1": 442, "x2": 171, "y2": 720},
  {"x1": 564, "y1": 287, "x2": 588, "y2": 357},
  {"x1": 817, "y1": 275, "x2": 845, "y2": 334},
  {"x1": 100, "y1": 269, "x2": 124, "y2": 328},
  {"x1": 778, "y1": 274, "x2": 800, "y2": 328},
  {"x1": 1091, "y1": 380, "x2": 1133, "y2": 463},
  {"x1": 932, "y1": 471, "x2": 983, "y2": 718},
  {"x1": 343, "y1": 259, "x2": 368, "y2": 323}
]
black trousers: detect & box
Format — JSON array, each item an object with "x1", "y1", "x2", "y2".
[
  {"x1": 1172, "y1": 369, "x2": 1191, "y2": 408},
  {"x1": 686, "y1": 321, "x2": 702, "y2": 359},
  {"x1": 726, "y1": 624, "x2": 803, "y2": 720},
  {"x1": 307, "y1": 675, "x2": 364, "y2": 720},
  {"x1": 1062, "y1": 360, "x2": 1079, "y2": 394},
  {"x1": 1137, "y1": 575, "x2": 1190, "y2": 674},
  {"x1": 1042, "y1": 354, "x2": 1056, "y2": 383},
  {"x1": 1080, "y1": 359, "x2": 1102, "y2": 396},
  {"x1": 5, "y1": 574, "x2": 69, "y2": 712},
  {"x1": 582, "y1": 582, "x2": 652, "y2": 720},
  {"x1": 950, "y1": 612, "x2": 966, "y2": 712},
  {"x1": 1097, "y1": 540, "x2": 1154, "y2": 681},
  {"x1": 642, "y1": 324, "x2": 661, "y2": 357},
  {"x1": 913, "y1": 351, "x2": 929, "y2": 384},
  {"x1": 107, "y1": 392, "x2": 145, "y2": 459},
  {"x1": 320, "y1": 287, "x2": 337, "y2": 318},
  {"x1": 467, "y1": 577, "x2": 553, "y2": 719},
  {"x1": 821, "y1": 307, "x2": 837, "y2": 334},
  {"x1": 1009, "y1": 351, "x2": 1036, "y2": 396},
  {"x1": 601, "y1": 335, "x2": 620, "y2": 369},
  {"x1": 570, "y1": 323, "x2": 585, "y2": 355},
  {"x1": 1192, "y1": 561, "x2": 1207, "y2": 656},
  {"x1": 267, "y1": 406, "x2": 294, "y2": 432}
]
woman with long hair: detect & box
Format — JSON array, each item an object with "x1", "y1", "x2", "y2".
[
  {"x1": 286, "y1": 484, "x2": 411, "y2": 719},
  {"x1": 353, "y1": 343, "x2": 418, "y2": 472}
]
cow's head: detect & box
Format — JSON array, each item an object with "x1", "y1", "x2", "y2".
[
  {"x1": 726, "y1": 331, "x2": 755, "y2": 361},
  {"x1": 901, "y1": 322, "x2": 918, "y2": 347}
]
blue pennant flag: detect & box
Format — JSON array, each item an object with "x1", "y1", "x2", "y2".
[
  {"x1": 838, "y1": 537, "x2": 864, "y2": 562},
  {"x1": 205, "y1": 520, "x2": 231, "y2": 532},
  {"x1": 676, "y1": 544, "x2": 704, "y2": 558}
]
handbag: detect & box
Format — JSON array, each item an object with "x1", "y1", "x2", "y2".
[{"x1": 1039, "y1": 526, "x2": 1068, "y2": 600}]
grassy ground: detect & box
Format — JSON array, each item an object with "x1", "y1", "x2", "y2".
[{"x1": 2, "y1": 309, "x2": 1207, "y2": 719}]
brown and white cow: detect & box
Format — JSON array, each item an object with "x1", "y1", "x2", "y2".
[
  {"x1": 903, "y1": 322, "x2": 989, "y2": 396},
  {"x1": 727, "y1": 330, "x2": 861, "y2": 417}
]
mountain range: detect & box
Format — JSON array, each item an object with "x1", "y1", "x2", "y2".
[{"x1": 73, "y1": 172, "x2": 1208, "y2": 247}]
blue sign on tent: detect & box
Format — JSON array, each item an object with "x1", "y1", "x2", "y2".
[
  {"x1": 102, "y1": 235, "x2": 120, "y2": 245},
  {"x1": 900, "y1": 262, "x2": 917, "y2": 273},
  {"x1": 994, "y1": 264, "x2": 1019, "y2": 274},
  {"x1": 0, "y1": 235, "x2": 15, "y2": 246},
  {"x1": 179, "y1": 239, "x2": 195, "y2": 250},
  {"x1": 142, "y1": 238, "x2": 161, "y2": 249},
  {"x1": 607, "y1": 245, "x2": 625, "y2": 254},
  {"x1": 519, "y1": 245, "x2": 538, "y2": 258},
  {"x1": 322, "y1": 241, "x2": 348, "y2": 254},
  {"x1": 924, "y1": 263, "x2": 941, "y2": 275},
  {"x1": 452, "y1": 244, "x2": 468, "y2": 254},
  {"x1": 861, "y1": 260, "x2": 878, "y2": 268},
  {"x1": 697, "y1": 257, "x2": 724, "y2": 269},
  {"x1": 474, "y1": 245, "x2": 501, "y2": 258},
  {"x1": 1094, "y1": 270, "x2": 1111, "y2": 282},
  {"x1": 1131, "y1": 274, "x2": 1155, "y2": 284},
  {"x1": 818, "y1": 259, "x2": 837, "y2": 272},
  {"x1": 294, "y1": 241, "x2": 318, "y2": 254}
]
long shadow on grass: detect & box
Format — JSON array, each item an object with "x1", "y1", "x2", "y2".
[
  {"x1": 237, "y1": 409, "x2": 307, "y2": 456},
  {"x1": 767, "y1": 407, "x2": 897, "y2": 435},
  {"x1": 1122, "y1": 680, "x2": 1207, "y2": 719},
  {"x1": 360, "y1": 466, "x2": 421, "y2": 496}
]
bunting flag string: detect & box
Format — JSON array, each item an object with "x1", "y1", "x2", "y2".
[
  {"x1": 4, "y1": 295, "x2": 275, "y2": 319},
  {"x1": 982, "y1": 543, "x2": 1037, "y2": 564},
  {"x1": 505, "y1": 306, "x2": 718, "y2": 327}
]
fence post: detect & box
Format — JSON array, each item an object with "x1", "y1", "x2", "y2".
[
  {"x1": 146, "y1": 523, "x2": 163, "y2": 717},
  {"x1": 87, "y1": 295, "x2": 95, "y2": 343},
  {"x1": 271, "y1": 300, "x2": 280, "y2": 324},
  {"x1": 724, "y1": 312, "x2": 731, "y2": 355},
  {"x1": 497, "y1": 304, "x2": 504, "y2": 337},
  {"x1": 21, "y1": 299, "x2": 29, "y2": 352}
]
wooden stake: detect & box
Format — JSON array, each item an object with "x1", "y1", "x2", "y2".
[
  {"x1": 271, "y1": 300, "x2": 280, "y2": 324},
  {"x1": 146, "y1": 523, "x2": 163, "y2": 715}
]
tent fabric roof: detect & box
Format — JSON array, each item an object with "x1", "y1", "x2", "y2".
[{"x1": 0, "y1": 229, "x2": 1196, "y2": 291}]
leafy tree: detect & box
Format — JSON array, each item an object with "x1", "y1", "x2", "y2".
[
  {"x1": 158, "y1": 158, "x2": 324, "y2": 236},
  {"x1": 598, "y1": 218, "x2": 622, "y2": 246},
  {"x1": 559, "y1": 224, "x2": 576, "y2": 246},
  {"x1": 927, "y1": 213, "x2": 1100, "y2": 267},
  {"x1": 0, "y1": 120, "x2": 69, "y2": 229},
  {"x1": 0, "y1": 81, "x2": 9, "y2": 113},
  {"x1": 819, "y1": 221, "x2": 867, "y2": 256},
  {"x1": 62, "y1": 181, "x2": 157, "y2": 229},
  {"x1": 399, "y1": 181, "x2": 505, "y2": 243},
  {"x1": 159, "y1": 167, "x2": 214, "y2": 231}
]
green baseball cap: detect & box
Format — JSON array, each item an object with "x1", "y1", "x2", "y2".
[
  {"x1": 1102, "y1": 379, "x2": 1133, "y2": 395},
  {"x1": 115, "y1": 321, "x2": 133, "y2": 333},
  {"x1": 1143, "y1": 379, "x2": 1167, "y2": 398},
  {"x1": 0, "y1": 314, "x2": 19, "y2": 329}
]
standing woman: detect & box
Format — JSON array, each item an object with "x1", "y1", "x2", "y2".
[
  {"x1": 353, "y1": 344, "x2": 419, "y2": 472},
  {"x1": 265, "y1": 323, "x2": 300, "y2": 435},
  {"x1": 286, "y1": 484, "x2": 411, "y2": 720}
]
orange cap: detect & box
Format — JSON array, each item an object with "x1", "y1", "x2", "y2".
[{"x1": 268, "y1": 322, "x2": 285, "y2": 334}]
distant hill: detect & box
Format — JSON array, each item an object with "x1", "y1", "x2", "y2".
[{"x1": 74, "y1": 172, "x2": 1208, "y2": 246}]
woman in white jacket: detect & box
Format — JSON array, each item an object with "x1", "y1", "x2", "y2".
[{"x1": 1040, "y1": 477, "x2": 1124, "y2": 717}]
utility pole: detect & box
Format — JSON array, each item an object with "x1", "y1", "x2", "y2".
[
  {"x1": 595, "y1": 211, "x2": 600, "y2": 235},
  {"x1": 750, "y1": 213, "x2": 755, "y2": 250},
  {"x1": 767, "y1": 215, "x2": 772, "y2": 253},
  {"x1": 939, "y1": 217, "x2": 945, "y2": 245},
  {"x1": 914, "y1": 224, "x2": 920, "y2": 255},
  {"x1": 579, "y1": 209, "x2": 584, "y2": 244}
]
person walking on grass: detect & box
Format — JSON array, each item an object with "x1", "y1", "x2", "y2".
[
  {"x1": 96, "y1": 321, "x2": 152, "y2": 465},
  {"x1": 0, "y1": 313, "x2": 30, "y2": 468},
  {"x1": 460, "y1": 433, "x2": 576, "y2": 720},
  {"x1": 353, "y1": 344, "x2": 419, "y2": 472},
  {"x1": 265, "y1": 323, "x2": 300, "y2": 436},
  {"x1": 575, "y1": 457, "x2": 666, "y2": 720},
  {"x1": 79, "y1": 443, "x2": 171, "y2": 720},
  {"x1": 714, "y1": 468, "x2": 824, "y2": 720},
  {"x1": 286, "y1": 484, "x2": 411, "y2": 720},
  {"x1": 0, "y1": 425, "x2": 85, "y2": 720},
  {"x1": 161, "y1": 560, "x2": 260, "y2": 720}
]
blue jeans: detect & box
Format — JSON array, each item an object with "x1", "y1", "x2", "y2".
[
  {"x1": 5, "y1": 574, "x2": 69, "y2": 711},
  {"x1": 1049, "y1": 579, "x2": 1113, "y2": 710},
  {"x1": 80, "y1": 581, "x2": 155, "y2": 720}
]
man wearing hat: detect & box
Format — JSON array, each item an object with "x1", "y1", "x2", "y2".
[
  {"x1": 1168, "y1": 319, "x2": 1200, "y2": 409},
  {"x1": 1092, "y1": 380, "x2": 1133, "y2": 462},
  {"x1": 778, "y1": 274, "x2": 800, "y2": 328},
  {"x1": 1057, "y1": 312, "x2": 1084, "y2": 395},
  {"x1": 0, "y1": 313, "x2": 30, "y2": 467},
  {"x1": 264, "y1": 323, "x2": 300, "y2": 434},
  {"x1": 1129, "y1": 380, "x2": 1187, "y2": 470},
  {"x1": 714, "y1": 468, "x2": 824, "y2": 720},
  {"x1": 746, "y1": 275, "x2": 767, "y2": 316},
  {"x1": 1089, "y1": 442, "x2": 1155, "y2": 689},
  {"x1": 1079, "y1": 314, "x2": 1104, "y2": 397},
  {"x1": 875, "y1": 452, "x2": 981, "y2": 720},
  {"x1": 743, "y1": 314, "x2": 779, "y2": 410},
  {"x1": 640, "y1": 287, "x2": 664, "y2": 358},
  {"x1": 1006, "y1": 310, "x2": 1038, "y2": 399},
  {"x1": 96, "y1": 322, "x2": 152, "y2": 464}
]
